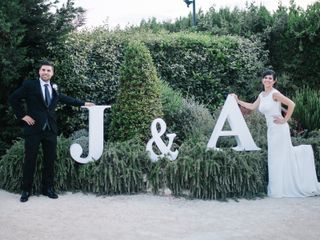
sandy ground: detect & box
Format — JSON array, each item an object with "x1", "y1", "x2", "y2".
[{"x1": 0, "y1": 190, "x2": 319, "y2": 240}]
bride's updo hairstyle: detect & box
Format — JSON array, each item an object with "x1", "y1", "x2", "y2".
[{"x1": 262, "y1": 69, "x2": 277, "y2": 81}]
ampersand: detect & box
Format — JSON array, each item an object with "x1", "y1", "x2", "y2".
[{"x1": 146, "y1": 118, "x2": 179, "y2": 162}]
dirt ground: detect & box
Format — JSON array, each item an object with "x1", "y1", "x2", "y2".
[{"x1": 0, "y1": 190, "x2": 319, "y2": 240}]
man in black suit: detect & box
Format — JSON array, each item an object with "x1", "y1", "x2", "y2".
[{"x1": 9, "y1": 61, "x2": 94, "y2": 202}]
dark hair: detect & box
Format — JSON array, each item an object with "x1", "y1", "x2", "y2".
[
  {"x1": 38, "y1": 60, "x2": 54, "y2": 70},
  {"x1": 262, "y1": 69, "x2": 277, "y2": 80}
]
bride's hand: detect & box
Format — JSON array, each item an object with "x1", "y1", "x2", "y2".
[
  {"x1": 273, "y1": 115, "x2": 286, "y2": 124},
  {"x1": 229, "y1": 93, "x2": 239, "y2": 102}
]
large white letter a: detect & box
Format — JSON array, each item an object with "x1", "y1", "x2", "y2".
[{"x1": 207, "y1": 95, "x2": 260, "y2": 151}]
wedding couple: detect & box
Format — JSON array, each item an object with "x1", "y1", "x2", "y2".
[{"x1": 9, "y1": 62, "x2": 320, "y2": 202}]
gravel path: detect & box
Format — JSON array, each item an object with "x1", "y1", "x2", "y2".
[{"x1": 1, "y1": 190, "x2": 319, "y2": 240}]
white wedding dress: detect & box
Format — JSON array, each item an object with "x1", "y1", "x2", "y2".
[{"x1": 258, "y1": 88, "x2": 320, "y2": 197}]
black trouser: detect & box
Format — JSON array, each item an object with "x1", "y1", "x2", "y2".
[{"x1": 22, "y1": 130, "x2": 57, "y2": 192}]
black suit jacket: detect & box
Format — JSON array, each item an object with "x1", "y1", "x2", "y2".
[{"x1": 9, "y1": 79, "x2": 84, "y2": 135}]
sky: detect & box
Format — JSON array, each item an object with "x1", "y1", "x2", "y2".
[{"x1": 61, "y1": 0, "x2": 319, "y2": 29}]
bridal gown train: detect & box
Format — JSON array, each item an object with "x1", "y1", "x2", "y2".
[{"x1": 258, "y1": 88, "x2": 320, "y2": 198}]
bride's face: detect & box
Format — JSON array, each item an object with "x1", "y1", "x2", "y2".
[{"x1": 262, "y1": 74, "x2": 276, "y2": 88}]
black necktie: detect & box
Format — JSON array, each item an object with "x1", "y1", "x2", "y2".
[{"x1": 44, "y1": 84, "x2": 51, "y2": 107}]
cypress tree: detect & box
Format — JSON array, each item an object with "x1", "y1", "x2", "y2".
[{"x1": 109, "y1": 41, "x2": 163, "y2": 142}]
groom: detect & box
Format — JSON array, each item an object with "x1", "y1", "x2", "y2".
[{"x1": 9, "y1": 60, "x2": 94, "y2": 202}]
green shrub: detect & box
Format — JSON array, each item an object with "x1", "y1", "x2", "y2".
[
  {"x1": 0, "y1": 136, "x2": 77, "y2": 193},
  {"x1": 69, "y1": 129, "x2": 89, "y2": 157},
  {"x1": 109, "y1": 40, "x2": 163, "y2": 142},
  {"x1": 149, "y1": 108, "x2": 269, "y2": 200},
  {"x1": 45, "y1": 30, "x2": 266, "y2": 139},
  {"x1": 160, "y1": 82, "x2": 215, "y2": 144},
  {"x1": 293, "y1": 87, "x2": 320, "y2": 131},
  {"x1": 0, "y1": 136, "x2": 151, "y2": 195},
  {"x1": 149, "y1": 135, "x2": 268, "y2": 200},
  {"x1": 77, "y1": 139, "x2": 151, "y2": 194},
  {"x1": 0, "y1": 138, "x2": 25, "y2": 192},
  {"x1": 52, "y1": 30, "x2": 125, "y2": 136},
  {"x1": 1, "y1": 117, "x2": 318, "y2": 200},
  {"x1": 145, "y1": 32, "x2": 267, "y2": 111}
]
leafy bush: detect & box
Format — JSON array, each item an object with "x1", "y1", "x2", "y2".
[
  {"x1": 149, "y1": 108, "x2": 269, "y2": 200},
  {"x1": 52, "y1": 30, "x2": 125, "y2": 136},
  {"x1": 0, "y1": 136, "x2": 150, "y2": 195},
  {"x1": 160, "y1": 82, "x2": 214, "y2": 144},
  {"x1": 293, "y1": 87, "x2": 320, "y2": 131},
  {"x1": 0, "y1": 136, "x2": 77, "y2": 193},
  {"x1": 46, "y1": 30, "x2": 266, "y2": 139},
  {"x1": 149, "y1": 136, "x2": 268, "y2": 200},
  {"x1": 69, "y1": 129, "x2": 89, "y2": 157},
  {"x1": 144, "y1": 32, "x2": 267, "y2": 111},
  {"x1": 109, "y1": 40, "x2": 163, "y2": 142},
  {"x1": 76, "y1": 139, "x2": 151, "y2": 194},
  {"x1": 1, "y1": 114, "x2": 319, "y2": 200}
]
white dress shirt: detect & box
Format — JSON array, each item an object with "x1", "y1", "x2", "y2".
[{"x1": 39, "y1": 78, "x2": 52, "y2": 101}]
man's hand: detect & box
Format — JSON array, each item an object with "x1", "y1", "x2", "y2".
[
  {"x1": 84, "y1": 102, "x2": 95, "y2": 107},
  {"x1": 22, "y1": 115, "x2": 35, "y2": 125}
]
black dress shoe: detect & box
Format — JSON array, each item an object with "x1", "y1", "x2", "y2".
[
  {"x1": 42, "y1": 188, "x2": 58, "y2": 199},
  {"x1": 20, "y1": 191, "x2": 30, "y2": 202}
]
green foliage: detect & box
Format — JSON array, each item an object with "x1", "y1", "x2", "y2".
[
  {"x1": 135, "y1": 2, "x2": 320, "y2": 97},
  {"x1": 69, "y1": 129, "x2": 89, "y2": 157},
  {"x1": 0, "y1": 29, "x2": 264, "y2": 145},
  {"x1": 267, "y1": 2, "x2": 320, "y2": 94},
  {"x1": 52, "y1": 30, "x2": 124, "y2": 136},
  {"x1": 47, "y1": 30, "x2": 266, "y2": 139},
  {"x1": 1, "y1": 0, "x2": 85, "y2": 155},
  {"x1": 0, "y1": 0, "x2": 27, "y2": 154},
  {"x1": 149, "y1": 108, "x2": 269, "y2": 200},
  {"x1": 0, "y1": 136, "x2": 150, "y2": 195},
  {"x1": 21, "y1": 0, "x2": 85, "y2": 72},
  {"x1": 0, "y1": 136, "x2": 77, "y2": 193},
  {"x1": 149, "y1": 136, "x2": 268, "y2": 200},
  {"x1": 144, "y1": 32, "x2": 267, "y2": 110},
  {"x1": 293, "y1": 87, "x2": 320, "y2": 131},
  {"x1": 160, "y1": 82, "x2": 215, "y2": 144},
  {"x1": 77, "y1": 140, "x2": 151, "y2": 194},
  {"x1": 109, "y1": 40, "x2": 163, "y2": 142},
  {"x1": 1, "y1": 112, "x2": 319, "y2": 200},
  {"x1": 0, "y1": 138, "x2": 25, "y2": 192}
]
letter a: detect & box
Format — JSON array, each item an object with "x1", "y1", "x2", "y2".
[
  {"x1": 70, "y1": 105, "x2": 110, "y2": 164},
  {"x1": 207, "y1": 95, "x2": 260, "y2": 151}
]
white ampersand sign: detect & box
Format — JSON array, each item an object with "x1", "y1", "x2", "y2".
[{"x1": 146, "y1": 118, "x2": 179, "y2": 162}]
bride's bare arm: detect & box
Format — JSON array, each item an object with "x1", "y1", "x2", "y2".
[
  {"x1": 230, "y1": 93, "x2": 260, "y2": 111},
  {"x1": 273, "y1": 92, "x2": 295, "y2": 123}
]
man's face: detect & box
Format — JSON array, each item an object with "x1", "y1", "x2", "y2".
[{"x1": 39, "y1": 65, "x2": 54, "y2": 82}]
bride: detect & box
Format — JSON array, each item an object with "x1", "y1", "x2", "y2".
[{"x1": 231, "y1": 69, "x2": 320, "y2": 198}]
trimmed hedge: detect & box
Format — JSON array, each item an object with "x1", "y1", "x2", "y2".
[
  {"x1": 1, "y1": 119, "x2": 319, "y2": 200},
  {"x1": 160, "y1": 82, "x2": 214, "y2": 144},
  {"x1": 50, "y1": 30, "x2": 267, "y2": 136},
  {"x1": 0, "y1": 136, "x2": 77, "y2": 193},
  {"x1": 109, "y1": 40, "x2": 163, "y2": 142},
  {"x1": 0, "y1": 137, "x2": 150, "y2": 195},
  {"x1": 293, "y1": 87, "x2": 320, "y2": 131},
  {"x1": 143, "y1": 32, "x2": 267, "y2": 111}
]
